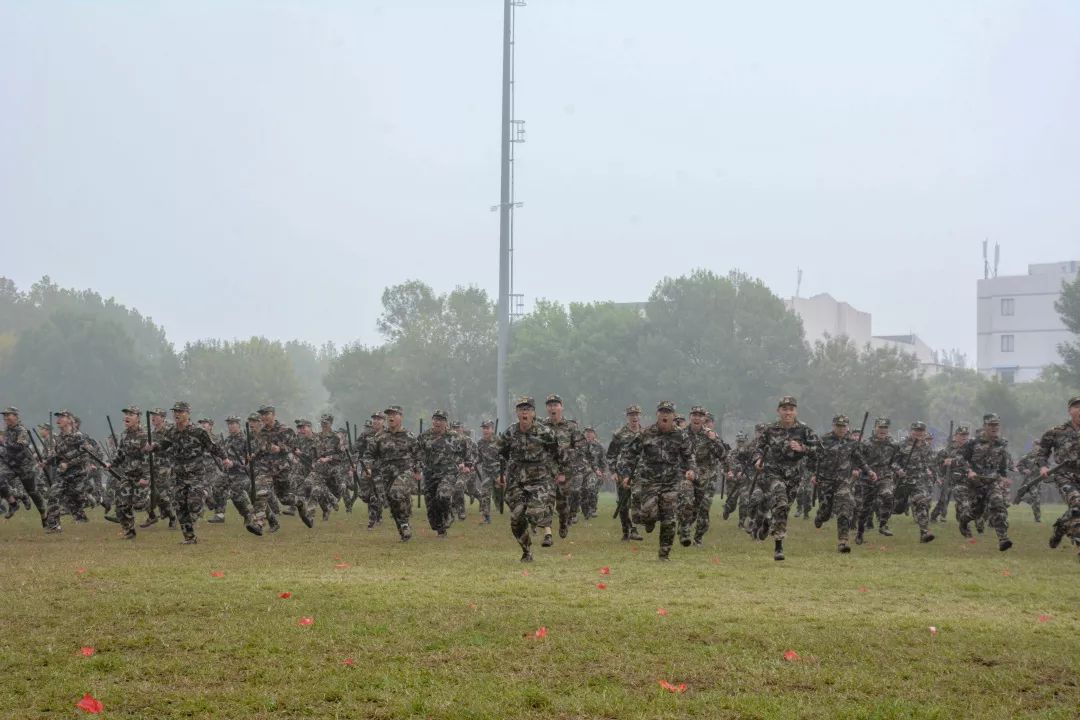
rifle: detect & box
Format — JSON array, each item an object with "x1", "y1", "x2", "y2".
[
  {"x1": 1013, "y1": 460, "x2": 1076, "y2": 505},
  {"x1": 32, "y1": 428, "x2": 57, "y2": 485},
  {"x1": 244, "y1": 423, "x2": 257, "y2": 503},
  {"x1": 106, "y1": 415, "x2": 119, "y2": 456},
  {"x1": 26, "y1": 427, "x2": 45, "y2": 465},
  {"x1": 417, "y1": 418, "x2": 424, "y2": 508},
  {"x1": 80, "y1": 447, "x2": 126, "y2": 484},
  {"x1": 146, "y1": 411, "x2": 158, "y2": 511}
]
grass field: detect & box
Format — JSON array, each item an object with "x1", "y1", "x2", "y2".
[{"x1": 1, "y1": 497, "x2": 1078, "y2": 719}]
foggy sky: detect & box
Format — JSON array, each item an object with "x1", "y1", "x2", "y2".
[{"x1": 2, "y1": 1, "x2": 1078, "y2": 362}]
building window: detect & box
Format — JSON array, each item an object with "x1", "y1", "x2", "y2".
[
  {"x1": 1000, "y1": 298, "x2": 1014, "y2": 316},
  {"x1": 999, "y1": 369, "x2": 1016, "y2": 384},
  {"x1": 1001, "y1": 334, "x2": 1014, "y2": 352}
]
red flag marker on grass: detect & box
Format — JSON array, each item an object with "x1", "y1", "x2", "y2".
[
  {"x1": 210, "y1": 570, "x2": 224, "y2": 578},
  {"x1": 299, "y1": 617, "x2": 314, "y2": 627},
  {"x1": 534, "y1": 626, "x2": 548, "y2": 639},
  {"x1": 343, "y1": 658, "x2": 355, "y2": 666},
  {"x1": 599, "y1": 566, "x2": 610, "y2": 575},
  {"x1": 278, "y1": 592, "x2": 292, "y2": 599},
  {"x1": 657, "y1": 608, "x2": 669, "y2": 616},
  {"x1": 783, "y1": 650, "x2": 800, "y2": 661},
  {"x1": 1038, "y1": 614, "x2": 1052, "y2": 623},
  {"x1": 596, "y1": 582, "x2": 607, "y2": 590},
  {"x1": 76, "y1": 694, "x2": 103, "y2": 714},
  {"x1": 658, "y1": 680, "x2": 687, "y2": 693},
  {"x1": 79, "y1": 647, "x2": 95, "y2": 657}
]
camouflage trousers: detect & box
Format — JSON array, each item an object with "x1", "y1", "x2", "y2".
[
  {"x1": 208, "y1": 469, "x2": 231, "y2": 514},
  {"x1": 677, "y1": 472, "x2": 717, "y2": 542},
  {"x1": 423, "y1": 473, "x2": 455, "y2": 533},
  {"x1": 954, "y1": 478, "x2": 1009, "y2": 540},
  {"x1": 45, "y1": 471, "x2": 88, "y2": 529},
  {"x1": 364, "y1": 473, "x2": 388, "y2": 523},
  {"x1": 378, "y1": 468, "x2": 414, "y2": 536},
  {"x1": 475, "y1": 469, "x2": 496, "y2": 517},
  {"x1": 723, "y1": 474, "x2": 749, "y2": 523},
  {"x1": 753, "y1": 472, "x2": 801, "y2": 541},
  {"x1": 893, "y1": 481, "x2": 932, "y2": 533},
  {"x1": 814, "y1": 475, "x2": 856, "y2": 542},
  {"x1": 272, "y1": 468, "x2": 298, "y2": 509},
  {"x1": 616, "y1": 482, "x2": 634, "y2": 532},
  {"x1": 1051, "y1": 473, "x2": 1080, "y2": 543},
  {"x1": 858, "y1": 475, "x2": 895, "y2": 531},
  {"x1": 114, "y1": 472, "x2": 150, "y2": 533},
  {"x1": 632, "y1": 477, "x2": 679, "y2": 554},
  {"x1": 451, "y1": 473, "x2": 467, "y2": 520},
  {"x1": 0, "y1": 463, "x2": 45, "y2": 516},
  {"x1": 931, "y1": 477, "x2": 954, "y2": 521},
  {"x1": 1016, "y1": 482, "x2": 1041, "y2": 521},
  {"x1": 554, "y1": 471, "x2": 584, "y2": 529},
  {"x1": 250, "y1": 470, "x2": 281, "y2": 530},
  {"x1": 299, "y1": 466, "x2": 342, "y2": 515},
  {"x1": 580, "y1": 471, "x2": 603, "y2": 518},
  {"x1": 173, "y1": 468, "x2": 209, "y2": 540},
  {"x1": 795, "y1": 475, "x2": 814, "y2": 516},
  {"x1": 507, "y1": 472, "x2": 554, "y2": 551},
  {"x1": 218, "y1": 472, "x2": 253, "y2": 520},
  {"x1": 150, "y1": 467, "x2": 177, "y2": 521}
]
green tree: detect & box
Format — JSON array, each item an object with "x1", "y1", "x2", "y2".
[
  {"x1": 1053, "y1": 272, "x2": 1080, "y2": 386},
  {"x1": 926, "y1": 368, "x2": 983, "y2": 431},
  {"x1": 177, "y1": 338, "x2": 303, "y2": 421}
]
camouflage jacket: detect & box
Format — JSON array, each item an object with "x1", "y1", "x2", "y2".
[
  {"x1": 154, "y1": 423, "x2": 224, "y2": 471},
  {"x1": 730, "y1": 440, "x2": 755, "y2": 478},
  {"x1": 585, "y1": 440, "x2": 607, "y2": 474},
  {"x1": 113, "y1": 425, "x2": 149, "y2": 478},
  {"x1": 617, "y1": 424, "x2": 696, "y2": 483},
  {"x1": 293, "y1": 434, "x2": 317, "y2": 475},
  {"x1": 813, "y1": 431, "x2": 871, "y2": 480},
  {"x1": 363, "y1": 429, "x2": 421, "y2": 478},
  {"x1": 1, "y1": 423, "x2": 35, "y2": 470},
  {"x1": 935, "y1": 443, "x2": 968, "y2": 484},
  {"x1": 221, "y1": 432, "x2": 249, "y2": 476},
  {"x1": 895, "y1": 438, "x2": 936, "y2": 487},
  {"x1": 459, "y1": 433, "x2": 479, "y2": 472},
  {"x1": 686, "y1": 425, "x2": 726, "y2": 477},
  {"x1": 607, "y1": 424, "x2": 642, "y2": 477},
  {"x1": 1034, "y1": 421, "x2": 1080, "y2": 478},
  {"x1": 417, "y1": 429, "x2": 469, "y2": 477},
  {"x1": 752, "y1": 421, "x2": 820, "y2": 480},
  {"x1": 862, "y1": 436, "x2": 902, "y2": 479},
  {"x1": 253, "y1": 421, "x2": 295, "y2": 474},
  {"x1": 355, "y1": 427, "x2": 377, "y2": 474},
  {"x1": 315, "y1": 430, "x2": 345, "y2": 467},
  {"x1": 476, "y1": 437, "x2": 503, "y2": 480},
  {"x1": 53, "y1": 430, "x2": 95, "y2": 478},
  {"x1": 541, "y1": 418, "x2": 589, "y2": 475},
  {"x1": 498, "y1": 422, "x2": 565, "y2": 483},
  {"x1": 959, "y1": 435, "x2": 1011, "y2": 480},
  {"x1": 148, "y1": 422, "x2": 174, "y2": 469}
]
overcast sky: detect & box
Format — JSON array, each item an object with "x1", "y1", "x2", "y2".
[{"x1": 3, "y1": 1, "x2": 1078, "y2": 361}]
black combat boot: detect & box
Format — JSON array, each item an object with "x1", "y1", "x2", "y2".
[
  {"x1": 773, "y1": 539, "x2": 785, "y2": 561},
  {"x1": 920, "y1": 530, "x2": 935, "y2": 543},
  {"x1": 541, "y1": 532, "x2": 553, "y2": 547},
  {"x1": 998, "y1": 537, "x2": 1013, "y2": 552},
  {"x1": 628, "y1": 527, "x2": 643, "y2": 541}
]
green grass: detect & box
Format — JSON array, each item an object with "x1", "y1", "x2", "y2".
[{"x1": 1, "y1": 498, "x2": 1078, "y2": 719}]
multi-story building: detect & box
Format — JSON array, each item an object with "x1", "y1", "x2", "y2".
[{"x1": 977, "y1": 260, "x2": 1079, "y2": 383}]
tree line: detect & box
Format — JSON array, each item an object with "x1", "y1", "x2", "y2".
[{"x1": 2, "y1": 269, "x2": 1077, "y2": 450}]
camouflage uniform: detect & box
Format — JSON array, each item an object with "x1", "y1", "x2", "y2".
[
  {"x1": 607, "y1": 409, "x2": 643, "y2": 539},
  {"x1": 146, "y1": 412, "x2": 177, "y2": 527},
  {"x1": 218, "y1": 428, "x2": 254, "y2": 522},
  {"x1": 723, "y1": 431, "x2": 756, "y2": 527},
  {"x1": 0, "y1": 411, "x2": 47, "y2": 523},
  {"x1": 291, "y1": 422, "x2": 322, "y2": 522},
  {"x1": 541, "y1": 402, "x2": 588, "y2": 537},
  {"x1": 750, "y1": 399, "x2": 820, "y2": 556},
  {"x1": 357, "y1": 422, "x2": 387, "y2": 527},
  {"x1": 361, "y1": 412, "x2": 421, "y2": 541},
  {"x1": 311, "y1": 422, "x2": 347, "y2": 519},
  {"x1": 858, "y1": 421, "x2": 901, "y2": 540},
  {"x1": 617, "y1": 402, "x2": 696, "y2": 560},
  {"x1": 44, "y1": 416, "x2": 95, "y2": 530},
  {"x1": 812, "y1": 419, "x2": 871, "y2": 549},
  {"x1": 254, "y1": 415, "x2": 299, "y2": 516},
  {"x1": 891, "y1": 424, "x2": 937, "y2": 541},
  {"x1": 1033, "y1": 406, "x2": 1080, "y2": 549},
  {"x1": 153, "y1": 410, "x2": 226, "y2": 542},
  {"x1": 497, "y1": 399, "x2": 565, "y2": 559},
  {"x1": 475, "y1": 423, "x2": 502, "y2": 521},
  {"x1": 1014, "y1": 450, "x2": 1042, "y2": 522},
  {"x1": 677, "y1": 416, "x2": 726, "y2": 545},
  {"x1": 955, "y1": 417, "x2": 1013, "y2": 548},
  {"x1": 110, "y1": 411, "x2": 150, "y2": 536},
  {"x1": 581, "y1": 436, "x2": 607, "y2": 519},
  {"x1": 417, "y1": 415, "x2": 470, "y2": 535},
  {"x1": 932, "y1": 434, "x2": 967, "y2": 522}
]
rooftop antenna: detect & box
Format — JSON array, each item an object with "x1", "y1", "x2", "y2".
[
  {"x1": 795, "y1": 267, "x2": 803, "y2": 298},
  {"x1": 982, "y1": 240, "x2": 989, "y2": 280},
  {"x1": 993, "y1": 242, "x2": 1000, "y2": 278}
]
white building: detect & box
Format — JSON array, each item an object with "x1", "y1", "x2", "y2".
[
  {"x1": 977, "y1": 260, "x2": 1079, "y2": 383},
  {"x1": 786, "y1": 293, "x2": 943, "y2": 376}
]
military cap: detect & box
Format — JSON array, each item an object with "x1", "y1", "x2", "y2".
[
  {"x1": 690, "y1": 405, "x2": 707, "y2": 415},
  {"x1": 515, "y1": 396, "x2": 535, "y2": 409},
  {"x1": 910, "y1": 420, "x2": 927, "y2": 431},
  {"x1": 257, "y1": 404, "x2": 275, "y2": 414},
  {"x1": 247, "y1": 412, "x2": 261, "y2": 422},
  {"x1": 431, "y1": 409, "x2": 448, "y2": 420},
  {"x1": 54, "y1": 409, "x2": 73, "y2": 418},
  {"x1": 874, "y1": 417, "x2": 891, "y2": 428},
  {"x1": 545, "y1": 394, "x2": 563, "y2": 405},
  {"x1": 320, "y1": 413, "x2": 334, "y2": 424},
  {"x1": 1068, "y1": 396, "x2": 1080, "y2": 408},
  {"x1": 225, "y1": 416, "x2": 241, "y2": 424},
  {"x1": 706, "y1": 411, "x2": 715, "y2": 421},
  {"x1": 199, "y1": 418, "x2": 214, "y2": 425},
  {"x1": 370, "y1": 411, "x2": 385, "y2": 420},
  {"x1": 656, "y1": 401, "x2": 676, "y2": 413},
  {"x1": 754, "y1": 423, "x2": 767, "y2": 432},
  {"x1": 384, "y1": 405, "x2": 403, "y2": 416},
  {"x1": 777, "y1": 396, "x2": 797, "y2": 408},
  {"x1": 955, "y1": 425, "x2": 970, "y2": 435},
  {"x1": 450, "y1": 421, "x2": 462, "y2": 429},
  {"x1": 151, "y1": 408, "x2": 167, "y2": 417},
  {"x1": 480, "y1": 419, "x2": 494, "y2": 428},
  {"x1": 1, "y1": 407, "x2": 19, "y2": 416},
  {"x1": 171, "y1": 401, "x2": 191, "y2": 413},
  {"x1": 295, "y1": 418, "x2": 312, "y2": 428},
  {"x1": 983, "y1": 413, "x2": 1001, "y2": 425},
  {"x1": 121, "y1": 406, "x2": 140, "y2": 415},
  {"x1": 832, "y1": 414, "x2": 850, "y2": 426},
  {"x1": 36, "y1": 423, "x2": 52, "y2": 431},
  {"x1": 735, "y1": 431, "x2": 748, "y2": 441},
  {"x1": 625, "y1": 405, "x2": 642, "y2": 415},
  {"x1": 363, "y1": 419, "x2": 373, "y2": 428}
]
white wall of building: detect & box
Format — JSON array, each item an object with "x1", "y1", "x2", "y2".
[
  {"x1": 977, "y1": 260, "x2": 1079, "y2": 383},
  {"x1": 786, "y1": 294, "x2": 872, "y2": 347}
]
